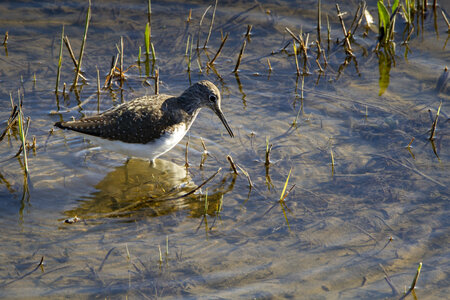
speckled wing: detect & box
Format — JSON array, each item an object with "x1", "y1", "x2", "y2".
[{"x1": 55, "y1": 94, "x2": 183, "y2": 144}]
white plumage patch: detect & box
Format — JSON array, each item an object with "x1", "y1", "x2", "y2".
[{"x1": 77, "y1": 124, "x2": 188, "y2": 161}]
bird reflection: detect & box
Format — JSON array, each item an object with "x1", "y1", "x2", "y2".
[{"x1": 64, "y1": 159, "x2": 234, "y2": 220}]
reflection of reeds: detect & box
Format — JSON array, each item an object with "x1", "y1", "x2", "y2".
[{"x1": 73, "y1": 0, "x2": 91, "y2": 87}]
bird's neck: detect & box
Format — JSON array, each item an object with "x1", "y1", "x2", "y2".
[{"x1": 177, "y1": 94, "x2": 202, "y2": 115}]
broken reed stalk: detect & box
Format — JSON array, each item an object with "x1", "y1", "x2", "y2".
[
  {"x1": 293, "y1": 40, "x2": 300, "y2": 76},
  {"x1": 120, "y1": 36, "x2": 124, "y2": 85},
  {"x1": 203, "y1": 0, "x2": 218, "y2": 49},
  {"x1": 73, "y1": 0, "x2": 91, "y2": 87},
  {"x1": 330, "y1": 148, "x2": 335, "y2": 166},
  {"x1": 187, "y1": 35, "x2": 193, "y2": 72},
  {"x1": 236, "y1": 164, "x2": 253, "y2": 188},
  {"x1": 335, "y1": 3, "x2": 353, "y2": 55},
  {"x1": 197, "y1": 5, "x2": 212, "y2": 49},
  {"x1": 209, "y1": 32, "x2": 228, "y2": 65},
  {"x1": 165, "y1": 236, "x2": 169, "y2": 256},
  {"x1": 317, "y1": 0, "x2": 322, "y2": 45},
  {"x1": 55, "y1": 26, "x2": 64, "y2": 93},
  {"x1": 0, "y1": 105, "x2": 18, "y2": 142},
  {"x1": 326, "y1": 14, "x2": 331, "y2": 47},
  {"x1": 185, "y1": 34, "x2": 190, "y2": 56},
  {"x1": 96, "y1": 66, "x2": 100, "y2": 95},
  {"x1": 226, "y1": 155, "x2": 238, "y2": 174},
  {"x1": 441, "y1": 10, "x2": 450, "y2": 31},
  {"x1": 63, "y1": 36, "x2": 77, "y2": 67},
  {"x1": 267, "y1": 58, "x2": 272, "y2": 71},
  {"x1": 265, "y1": 137, "x2": 272, "y2": 166},
  {"x1": 2, "y1": 31, "x2": 8, "y2": 45},
  {"x1": 158, "y1": 245, "x2": 163, "y2": 263},
  {"x1": 351, "y1": 1, "x2": 366, "y2": 36},
  {"x1": 187, "y1": 9, "x2": 192, "y2": 22},
  {"x1": 245, "y1": 24, "x2": 253, "y2": 39},
  {"x1": 407, "y1": 137, "x2": 414, "y2": 148},
  {"x1": 63, "y1": 36, "x2": 87, "y2": 81},
  {"x1": 285, "y1": 27, "x2": 307, "y2": 59},
  {"x1": 104, "y1": 54, "x2": 119, "y2": 89},
  {"x1": 233, "y1": 39, "x2": 246, "y2": 73},
  {"x1": 17, "y1": 100, "x2": 29, "y2": 175},
  {"x1": 429, "y1": 101, "x2": 442, "y2": 140},
  {"x1": 200, "y1": 137, "x2": 207, "y2": 152},
  {"x1": 154, "y1": 68, "x2": 159, "y2": 94},
  {"x1": 185, "y1": 139, "x2": 189, "y2": 168}
]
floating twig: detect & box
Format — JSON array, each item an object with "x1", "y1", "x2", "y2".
[{"x1": 0, "y1": 105, "x2": 18, "y2": 142}]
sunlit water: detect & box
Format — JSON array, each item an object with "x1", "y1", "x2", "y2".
[{"x1": 0, "y1": 0, "x2": 449, "y2": 298}]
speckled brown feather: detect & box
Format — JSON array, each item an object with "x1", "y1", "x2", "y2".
[{"x1": 55, "y1": 80, "x2": 233, "y2": 147}]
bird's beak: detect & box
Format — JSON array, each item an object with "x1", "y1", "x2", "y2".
[{"x1": 213, "y1": 108, "x2": 234, "y2": 138}]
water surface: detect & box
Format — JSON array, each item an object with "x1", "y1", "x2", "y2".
[{"x1": 0, "y1": 0, "x2": 449, "y2": 298}]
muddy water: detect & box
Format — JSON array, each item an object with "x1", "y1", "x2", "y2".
[{"x1": 0, "y1": 0, "x2": 449, "y2": 298}]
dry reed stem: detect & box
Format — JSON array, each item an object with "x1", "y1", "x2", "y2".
[
  {"x1": 233, "y1": 39, "x2": 246, "y2": 73},
  {"x1": 226, "y1": 155, "x2": 238, "y2": 174},
  {"x1": 209, "y1": 32, "x2": 228, "y2": 65},
  {"x1": 73, "y1": 0, "x2": 91, "y2": 87},
  {"x1": 204, "y1": 0, "x2": 218, "y2": 49},
  {"x1": 335, "y1": 3, "x2": 354, "y2": 55}
]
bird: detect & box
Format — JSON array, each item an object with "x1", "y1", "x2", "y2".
[{"x1": 55, "y1": 80, "x2": 234, "y2": 162}]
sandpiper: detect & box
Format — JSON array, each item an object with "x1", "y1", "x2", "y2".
[{"x1": 55, "y1": 80, "x2": 233, "y2": 162}]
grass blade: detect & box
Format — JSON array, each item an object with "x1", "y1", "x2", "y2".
[
  {"x1": 55, "y1": 25, "x2": 64, "y2": 93},
  {"x1": 73, "y1": 0, "x2": 91, "y2": 87},
  {"x1": 279, "y1": 168, "x2": 293, "y2": 202}
]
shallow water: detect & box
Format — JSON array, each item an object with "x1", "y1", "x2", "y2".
[{"x1": 0, "y1": 0, "x2": 449, "y2": 298}]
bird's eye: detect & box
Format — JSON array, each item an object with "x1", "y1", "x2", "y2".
[{"x1": 209, "y1": 95, "x2": 217, "y2": 102}]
